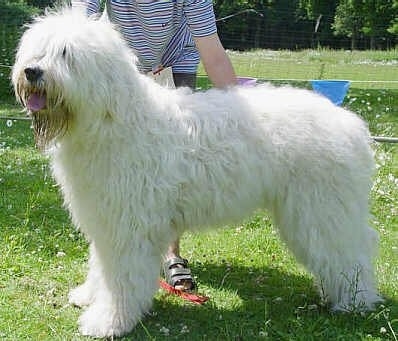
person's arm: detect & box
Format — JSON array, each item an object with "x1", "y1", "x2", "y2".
[
  {"x1": 183, "y1": 0, "x2": 236, "y2": 88},
  {"x1": 194, "y1": 33, "x2": 237, "y2": 88}
]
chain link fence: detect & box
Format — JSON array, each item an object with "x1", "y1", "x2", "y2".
[{"x1": 1, "y1": 3, "x2": 397, "y2": 101}]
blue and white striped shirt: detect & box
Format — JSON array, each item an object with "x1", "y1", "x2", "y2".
[{"x1": 72, "y1": 0, "x2": 217, "y2": 74}]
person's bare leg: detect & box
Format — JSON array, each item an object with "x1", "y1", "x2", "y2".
[
  {"x1": 163, "y1": 72, "x2": 197, "y2": 292},
  {"x1": 166, "y1": 239, "x2": 181, "y2": 259}
]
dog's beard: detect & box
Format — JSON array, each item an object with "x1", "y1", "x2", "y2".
[
  {"x1": 31, "y1": 108, "x2": 69, "y2": 149},
  {"x1": 16, "y1": 75, "x2": 70, "y2": 149}
]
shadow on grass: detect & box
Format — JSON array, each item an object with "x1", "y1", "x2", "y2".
[{"x1": 120, "y1": 262, "x2": 398, "y2": 340}]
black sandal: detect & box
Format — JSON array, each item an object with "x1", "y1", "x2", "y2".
[{"x1": 163, "y1": 257, "x2": 196, "y2": 292}]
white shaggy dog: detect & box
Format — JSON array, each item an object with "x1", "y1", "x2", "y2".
[{"x1": 13, "y1": 9, "x2": 382, "y2": 338}]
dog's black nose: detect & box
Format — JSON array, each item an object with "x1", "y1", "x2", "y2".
[{"x1": 24, "y1": 66, "x2": 43, "y2": 82}]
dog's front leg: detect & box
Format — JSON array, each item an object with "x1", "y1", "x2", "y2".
[
  {"x1": 69, "y1": 243, "x2": 101, "y2": 307},
  {"x1": 77, "y1": 232, "x2": 161, "y2": 338}
]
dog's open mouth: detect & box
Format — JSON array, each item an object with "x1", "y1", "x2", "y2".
[{"x1": 27, "y1": 92, "x2": 47, "y2": 112}]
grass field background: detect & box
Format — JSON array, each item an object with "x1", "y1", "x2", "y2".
[
  {"x1": 199, "y1": 49, "x2": 398, "y2": 89},
  {"x1": 0, "y1": 49, "x2": 397, "y2": 340}
]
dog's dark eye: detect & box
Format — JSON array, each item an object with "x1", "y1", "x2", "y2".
[{"x1": 62, "y1": 47, "x2": 67, "y2": 58}]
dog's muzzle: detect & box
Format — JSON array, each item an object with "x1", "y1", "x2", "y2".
[
  {"x1": 15, "y1": 65, "x2": 69, "y2": 148},
  {"x1": 20, "y1": 66, "x2": 47, "y2": 112}
]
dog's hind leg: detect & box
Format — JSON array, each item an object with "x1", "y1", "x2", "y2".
[
  {"x1": 271, "y1": 172, "x2": 382, "y2": 311},
  {"x1": 77, "y1": 232, "x2": 162, "y2": 338}
]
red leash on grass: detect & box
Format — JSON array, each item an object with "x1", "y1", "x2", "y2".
[{"x1": 159, "y1": 279, "x2": 209, "y2": 305}]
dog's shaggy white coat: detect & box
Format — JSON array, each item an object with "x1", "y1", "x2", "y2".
[{"x1": 12, "y1": 9, "x2": 382, "y2": 338}]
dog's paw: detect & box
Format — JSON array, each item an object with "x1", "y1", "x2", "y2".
[
  {"x1": 79, "y1": 304, "x2": 136, "y2": 338},
  {"x1": 68, "y1": 284, "x2": 95, "y2": 307}
]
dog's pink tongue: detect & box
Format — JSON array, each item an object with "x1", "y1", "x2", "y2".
[{"x1": 27, "y1": 93, "x2": 46, "y2": 112}]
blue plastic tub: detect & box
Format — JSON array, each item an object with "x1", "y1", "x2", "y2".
[{"x1": 310, "y1": 80, "x2": 351, "y2": 106}]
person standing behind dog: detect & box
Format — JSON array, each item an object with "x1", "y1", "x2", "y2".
[{"x1": 72, "y1": 0, "x2": 237, "y2": 291}]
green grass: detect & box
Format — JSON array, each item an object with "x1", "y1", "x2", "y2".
[
  {"x1": 1, "y1": 49, "x2": 397, "y2": 340},
  {"x1": 198, "y1": 49, "x2": 398, "y2": 90}
]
